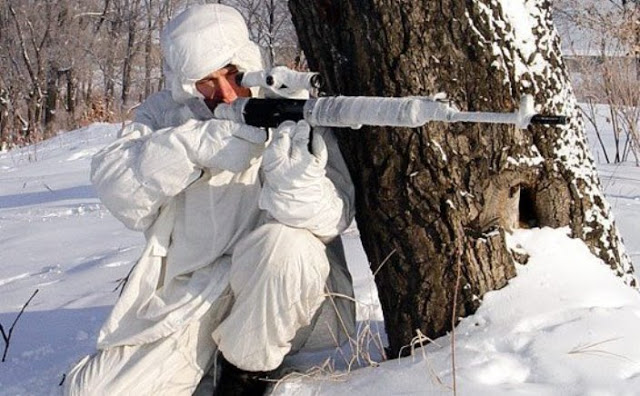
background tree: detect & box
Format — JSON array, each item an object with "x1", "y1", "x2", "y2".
[
  {"x1": 216, "y1": 0, "x2": 300, "y2": 67},
  {"x1": 555, "y1": 0, "x2": 640, "y2": 165},
  {"x1": 289, "y1": 0, "x2": 635, "y2": 356},
  {"x1": 0, "y1": 0, "x2": 299, "y2": 149}
]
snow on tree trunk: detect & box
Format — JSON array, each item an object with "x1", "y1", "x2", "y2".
[
  {"x1": 498, "y1": 1, "x2": 635, "y2": 283},
  {"x1": 289, "y1": 0, "x2": 636, "y2": 355}
]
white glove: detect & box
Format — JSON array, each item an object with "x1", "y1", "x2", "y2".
[
  {"x1": 194, "y1": 119, "x2": 266, "y2": 173},
  {"x1": 262, "y1": 120, "x2": 327, "y2": 189},
  {"x1": 260, "y1": 120, "x2": 343, "y2": 233}
]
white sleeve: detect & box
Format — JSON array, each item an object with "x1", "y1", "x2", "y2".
[
  {"x1": 90, "y1": 120, "x2": 203, "y2": 231},
  {"x1": 91, "y1": 114, "x2": 265, "y2": 231}
]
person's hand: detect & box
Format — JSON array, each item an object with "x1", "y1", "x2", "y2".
[
  {"x1": 196, "y1": 119, "x2": 266, "y2": 173},
  {"x1": 261, "y1": 120, "x2": 327, "y2": 189},
  {"x1": 259, "y1": 121, "x2": 346, "y2": 236}
]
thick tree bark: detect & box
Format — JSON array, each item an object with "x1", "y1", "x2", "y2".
[{"x1": 289, "y1": 0, "x2": 635, "y2": 356}]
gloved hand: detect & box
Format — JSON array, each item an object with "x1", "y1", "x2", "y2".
[
  {"x1": 194, "y1": 119, "x2": 266, "y2": 173},
  {"x1": 259, "y1": 120, "x2": 336, "y2": 227},
  {"x1": 261, "y1": 120, "x2": 327, "y2": 189}
]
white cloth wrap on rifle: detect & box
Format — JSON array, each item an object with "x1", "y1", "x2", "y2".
[
  {"x1": 305, "y1": 96, "x2": 455, "y2": 128},
  {"x1": 240, "y1": 66, "x2": 319, "y2": 92}
]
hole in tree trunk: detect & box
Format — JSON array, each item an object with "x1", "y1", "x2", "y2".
[{"x1": 518, "y1": 186, "x2": 539, "y2": 228}]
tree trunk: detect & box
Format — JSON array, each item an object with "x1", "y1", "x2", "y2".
[
  {"x1": 0, "y1": 88, "x2": 8, "y2": 148},
  {"x1": 26, "y1": 88, "x2": 43, "y2": 143},
  {"x1": 104, "y1": 17, "x2": 119, "y2": 112},
  {"x1": 144, "y1": 0, "x2": 154, "y2": 98},
  {"x1": 289, "y1": 0, "x2": 635, "y2": 356},
  {"x1": 122, "y1": 0, "x2": 142, "y2": 105},
  {"x1": 65, "y1": 68, "x2": 76, "y2": 115},
  {"x1": 44, "y1": 64, "x2": 59, "y2": 132}
]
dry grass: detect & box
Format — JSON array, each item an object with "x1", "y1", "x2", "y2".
[{"x1": 568, "y1": 337, "x2": 633, "y2": 362}]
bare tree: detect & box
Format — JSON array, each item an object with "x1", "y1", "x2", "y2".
[
  {"x1": 0, "y1": 0, "x2": 308, "y2": 149},
  {"x1": 221, "y1": 0, "x2": 299, "y2": 67},
  {"x1": 121, "y1": 0, "x2": 143, "y2": 105},
  {"x1": 5, "y1": 2, "x2": 52, "y2": 143},
  {"x1": 0, "y1": 0, "x2": 106, "y2": 144},
  {"x1": 556, "y1": 0, "x2": 640, "y2": 164}
]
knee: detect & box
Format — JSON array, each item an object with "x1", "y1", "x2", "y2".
[
  {"x1": 231, "y1": 222, "x2": 330, "y2": 282},
  {"x1": 263, "y1": 222, "x2": 325, "y2": 255}
]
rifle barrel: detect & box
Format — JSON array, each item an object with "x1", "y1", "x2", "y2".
[
  {"x1": 213, "y1": 96, "x2": 567, "y2": 130},
  {"x1": 529, "y1": 114, "x2": 568, "y2": 125}
]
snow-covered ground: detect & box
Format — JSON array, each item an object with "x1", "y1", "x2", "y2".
[
  {"x1": 0, "y1": 117, "x2": 639, "y2": 395},
  {"x1": 0, "y1": 125, "x2": 144, "y2": 394}
]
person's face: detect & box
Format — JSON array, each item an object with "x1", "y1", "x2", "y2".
[{"x1": 196, "y1": 64, "x2": 252, "y2": 110}]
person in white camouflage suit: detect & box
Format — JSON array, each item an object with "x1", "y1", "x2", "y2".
[{"x1": 63, "y1": 4, "x2": 356, "y2": 396}]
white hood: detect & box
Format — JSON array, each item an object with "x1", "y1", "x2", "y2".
[{"x1": 160, "y1": 4, "x2": 264, "y2": 103}]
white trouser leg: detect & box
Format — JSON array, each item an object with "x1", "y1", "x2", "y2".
[
  {"x1": 63, "y1": 291, "x2": 233, "y2": 396},
  {"x1": 212, "y1": 222, "x2": 330, "y2": 372}
]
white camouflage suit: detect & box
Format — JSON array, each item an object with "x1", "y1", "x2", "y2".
[{"x1": 63, "y1": 4, "x2": 356, "y2": 395}]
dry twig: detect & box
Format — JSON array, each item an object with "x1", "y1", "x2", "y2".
[
  {"x1": 450, "y1": 250, "x2": 462, "y2": 396},
  {"x1": 0, "y1": 289, "x2": 39, "y2": 362}
]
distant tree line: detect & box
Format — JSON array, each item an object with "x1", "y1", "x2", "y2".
[
  {"x1": 555, "y1": 0, "x2": 639, "y2": 164},
  {"x1": 2, "y1": 0, "x2": 636, "y2": 161},
  {"x1": 0, "y1": 0, "x2": 299, "y2": 150}
]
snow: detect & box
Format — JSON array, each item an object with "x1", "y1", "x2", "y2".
[
  {"x1": 0, "y1": 115, "x2": 639, "y2": 395},
  {"x1": 274, "y1": 227, "x2": 640, "y2": 396},
  {"x1": 499, "y1": 1, "x2": 538, "y2": 62},
  {"x1": 0, "y1": 125, "x2": 143, "y2": 394}
]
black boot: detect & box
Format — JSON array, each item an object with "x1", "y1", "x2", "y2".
[{"x1": 213, "y1": 357, "x2": 273, "y2": 396}]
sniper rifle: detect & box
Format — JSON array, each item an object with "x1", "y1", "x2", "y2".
[{"x1": 213, "y1": 66, "x2": 567, "y2": 130}]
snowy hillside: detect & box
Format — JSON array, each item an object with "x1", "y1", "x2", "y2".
[
  {"x1": 0, "y1": 120, "x2": 639, "y2": 395},
  {"x1": 0, "y1": 125, "x2": 144, "y2": 394}
]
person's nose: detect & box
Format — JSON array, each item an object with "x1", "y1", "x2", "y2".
[{"x1": 217, "y1": 76, "x2": 238, "y2": 104}]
